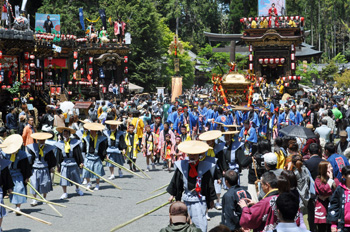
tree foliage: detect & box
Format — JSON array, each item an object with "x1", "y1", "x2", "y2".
[
  {"x1": 335, "y1": 70, "x2": 350, "y2": 88},
  {"x1": 295, "y1": 61, "x2": 319, "y2": 86}
]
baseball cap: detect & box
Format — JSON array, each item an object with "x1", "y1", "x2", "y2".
[
  {"x1": 264, "y1": 152, "x2": 278, "y2": 165},
  {"x1": 169, "y1": 201, "x2": 188, "y2": 223}
]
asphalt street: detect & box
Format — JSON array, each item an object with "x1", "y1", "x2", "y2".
[{"x1": 3, "y1": 155, "x2": 249, "y2": 232}]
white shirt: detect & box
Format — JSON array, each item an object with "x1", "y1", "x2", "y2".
[{"x1": 267, "y1": 222, "x2": 310, "y2": 232}]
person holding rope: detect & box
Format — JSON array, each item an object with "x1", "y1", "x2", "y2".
[
  {"x1": 167, "y1": 140, "x2": 217, "y2": 232},
  {"x1": 81, "y1": 123, "x2": 107, "y2": 191},
  {"x1": 55, "y1": 127, "x2": 84, "y2": 199},
  {"x1": 104, "y1": 120, "x2": 127, "y2": 179}
]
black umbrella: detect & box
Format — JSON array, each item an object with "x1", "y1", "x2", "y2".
[{"x1": 279, "y1": 125, "x2": 317, "y2": 139}]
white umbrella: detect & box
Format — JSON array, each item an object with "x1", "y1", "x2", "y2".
[{"x1": 59, "y1": 101, "x2": 75, "y2": 113}]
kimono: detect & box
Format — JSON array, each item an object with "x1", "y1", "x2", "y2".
[
  {"x1": 104, "y1": 129, "x2": 127, "y2": 167},
  {"x1": 81, "y1": 134, "x2": 107, "y2": 178},
  {"x1": 55, "y1": 139, "x2": 84, "y2": 186},
  {"x1": 125, "y1": 132, "x2": 140, "y2": 161},
  {"x1": 4, "y1": 150, "x2": 31, "y2": 205},
  {"x1": 174, "y1": 112, "x2": 197, "y2": 134},
  {"x1": 240, "y1": 189, "x2": 279, "y2": 232},
  {"x1": 214, "y1": 114, "x2": 227, "y2": 130},
  {"x1": 27, "y1": 143, "x2": 57, "y2": 194},
  {"x1": 180, "y1": 133, "x2": 191, "y2": 142},
  {"x1": 167, "y1": 160, "x2": 216, "y2": 232},
  {"x1": 239, "y1": 127, "x2": 258, "y2": 156},
  {"x1": 142, "y1": 131, "x2": 156, "y2": 157},
  {"x1": 158, "y1": 129, "x2": 176, "y2": 152},
  {"x1": 259, "y1": 110, "x2": 269, "y2": 138},
  {"x1": 244, "y1": 111, "x2": 260, "y2": 128},
  {"x1": 289, "y1": 110, "x2": 303, "y2": 125},
  {"x1": 270, "y1": 114, "x2": 279, "y2": 139},
  {"x1": 161, "y1": 141, "x2": 172, "y2": 161}
]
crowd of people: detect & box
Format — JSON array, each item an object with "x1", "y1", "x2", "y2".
[{"x1": 0, "y1": 84, "x2": 350, "y2": 232}]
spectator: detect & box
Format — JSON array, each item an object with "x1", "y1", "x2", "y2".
[
  {"x1": 221, "y1": 170, "x2": 251, "y2": 231},
  {"x1": 0, "y1": 127, "x2": 6, "y2": 144},
  {"x1": 5, "y1": 107, "x2": 17, "y2": 134},
  {"x1": 209, "y1": 225, "x2": 231, "y2": 232},
  {"x1": 315, "y1": 119, "x2": 332, "y2": 147},
  {"x1": 267, "y1": 192, "x2": 309, "y2": 232},
  {"x1": 22, "y1": 116, "x2": 36, "y2": 146},
  {"x1": 239, "y1": 172, "x2": 279, "y2": 232},
  {"x1": 18, "y1": 115, "x2": 26, "y2": 136},
  {"x1": 324, "y1": 142, "x2": 349, "y2": 180},
  {"x1": 335, "y1": 131, "x2": 349, "y2": 156},
  {"x1": 159, "y1": 201, "x2": 201, "y2": 232}
]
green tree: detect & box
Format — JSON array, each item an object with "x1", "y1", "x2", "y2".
[
  {"x1": 320, "y1": 60, "x2": 338, "y2": 82},
  {"x1": 334, "y1": 70, "x2": 350, "y2": 88},
  {"x1": 295, "y1": 61, "x2": 319, "y2": 86}
]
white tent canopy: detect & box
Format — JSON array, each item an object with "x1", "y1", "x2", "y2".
[{"x1": 128, "y1": 83, "x2": 144, "y2": 93}]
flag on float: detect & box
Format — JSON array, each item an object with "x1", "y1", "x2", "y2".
[{"x1": 79, "y1": 8, "x2": 85, "y2": 31}]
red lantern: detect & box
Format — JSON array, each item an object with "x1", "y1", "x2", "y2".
[
  {"x1": 255, "y1": 17, "x2": 258, "y2": 21},
  {"x1": 284, "y1": 83, "x2": 289, "y2": 87},
  {"x1": 73, "y1": 51, "x2": 78, "y2": 59},
  {"x1": 259, "y1": 77, "x2": 263, "y2": 82},
  {"x1": 68, "y1": 91, "x2": 72, "y2": 95},
  {"x1": 124, "y1": 66, "x2": 128, "y2": 74},
  {"x1": 24, "y1": 52, "x2": 29, "y2": 60},
  {"x1": 124, "y1": 56, "x2": 128, "y2": 63},
  {"x1": 94, "y1": 81, "x2": 98, "y2": 85},
  {"x1": 249, "y1": 63, "x2": 253, "y2": 70},
  {"x1": 24, "y1": 64, "x2": 29, "y2": 70},
  {"x1": 89, "y1": 68, "x2": 93, "y2": 75},
  {"x1": 291, "y1": 53, "x2": 295, "y2": 61},
  {"x1": 89, "y1": 57, "x2": 93, "y2": 64},
  {"x1": 259, "y1": 58, "x2": 263, "y2": 64},
  {"x1": 293, "y1": 76, "x2": 297, "y2": 80},
  {"x1": 243, "y1": 18, "x2": 247, "y2": 22},
  {"x1": 68, "y1": 81, "x2": 73, "y2": 85},
  {"x1": 0, "y1": 51, "x2": 2, "y2": 59},
  {"x1": 275, "y1": 58, "x2": 280, "y2": 64},
  {"x1": 1, "y1": 85, "x2": 6, "y2": 89},
  {"x1": 282, "y1": 77, "x2": 286, "y2": 81},
  {"x1": 301, "y1": 17, "x2": 305, "y2": 22},
  {"x1": 6, "y1": 85, "x2": 10, "y2": 89},
  {"x1": 50, "y1": 87, "x2": 56, "y2": 95},
  {"x1": 240, "y1": 18, "x2": 244, "y2": 24},
  {"x1": 73, "y1": 73, "x2": 77, "y2": 80},
  {"x1": 30, "y1": 55, "x2": 35, "y2": 60},
  {"x1": 284, "y1": 16, "x2": 289, "y2": 21},
  {"x1": 102, "y1": 87, "x2": 107, "y2": 93},
  {"x1": 255, "y1": 83, "x2": 260, "y2": 87},
  {"x1": 99, "y1": 84, "x2": 104, "y2": 88},
  {"x1": 280, "y1": 58, "x2": 285, "y2": 64},
  {"x1": 279, "y1": 16, "x2": 284, "y2": 21},
  {"x1": 295, "y1": 16, "x2": 300, "y2": 20},
  {"x1": 264, "y1": 58, "x2": 269, "y2": 64},
  {"x1": 291, "y1": 63, "x2": 295, "y2": 70},
  {"x1": 249, "y1": 54, "x2": 253, "y2": 62},
  {"x1": 291, "y1": 44, "x2": 295, "y2": 52},
  {"x1": 290, "y1": 16, "x2": 294, "y2": 21},
  {"x1": 30, "y1": 63, "x2": 35, "y2": 68},
  {"x1": 269, "y1": 58, "x2": 274, "y2": 64},
  {"x1": 248, "y1": 17, "x2": 252, "y2": 22},
  {"x1": 298, "y1": 76, "x2": 302, "y2": 81},
  {"x1": 288, "y1": 76, "x2": 292, "y2": 81},
  {"x1": 30, "y1": 71, "x2": 35, "y2": 76},
  {"x1": 80, "y1": 68, "x2": 84, "y2": 75}
]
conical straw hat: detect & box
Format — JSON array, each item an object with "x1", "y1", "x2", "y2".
[
  {"x1": 198, "y1": 130, "x2": 222, "y2": 141},
  {"x1": 1, "y1": 134, "x2": 23, "y2": 154},
  {"x1": 83, "y1": 123, "x2": 105, "y2": 131},
  {"x1": 31, "y1": 132, "x2": 53, "y2": 140},
  {"x1": 178, "y1": 140, "x2": 209, "y2": 154}
]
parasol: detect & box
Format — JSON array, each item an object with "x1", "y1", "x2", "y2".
[{"x1": 279, "y1": 125, "x2": 317, "y2": 139}]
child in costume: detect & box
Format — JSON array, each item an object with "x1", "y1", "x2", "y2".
[
  {"x1": 162, "y1": 134, "x2": 173, "y2": 172},
  {"x1": 142, "y1": 125, "x2": 156, "y2": 172}
]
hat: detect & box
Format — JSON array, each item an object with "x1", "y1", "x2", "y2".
[
  {"x1": 56, "y1": 127, "x2": 76, "y2": 134},
  {"x1": 263, "y1": 152, "x2": 278, "y2": 165},
  {"x1": 105, "y1": 120, "x2": 123, "y2": 126},
  {"x1": 340, "y1": 130, "x2": 348, "y2": 137},
  {"x1": 198, "y1": 130, "x2": 222, "y2": 141},
  {"x1": 306, "y1": 124, "x2": 313, "y2": 129},
  {"x1": 169, "y1": 201, "x2": 188, "y2": 224},
  {"x1": 137, "y1": 105, "x2": 143, "y2": 110},
  {"x1": 83, "y1": 123, "x2": 105, "y2": 131},
  {"x1": 1, "y1": 134, "x2": 23, "y2": 154},
  {"x1": 333, "y1": 105, "x2": 337, "y2": 108},
  {"x1": 222, "y1": 130, "x2": 240, "y2": 135},
  {"x1": 178, "y1": 140, "x2": 209, "y2": 154},
  {"x1": 31, "y1": 132, "x2": 53, "y2": 140}
]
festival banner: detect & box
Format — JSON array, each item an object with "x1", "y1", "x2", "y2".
[
  {"x1": 99, "y1": 9, "x2": 107, "y2": 29},
  {"x1": 79, "y1": 8, "x2": 85, "y2": 31},
  {"x1": 258, "y1": 0, "x2": 286, "y2": 16},
  {"x1": 171, "y1": 76, "x2": 182, "y2": 102},
  {"x1": 35, "y1": 13, "x2": 61, "y2": 34}
]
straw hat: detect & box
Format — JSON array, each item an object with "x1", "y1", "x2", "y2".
[
  {"x1": 56, "y1": 127, "x2": 76, "y2": 134},
  {"x1": 105, "y1": 120, "x2": 123, "y2": 125},
  {"x1": 83, "y1": 123, "x2": 105, "y2": 131},
  {"x1": 31, "y1": 132, "x2": 53, "y2": 140},
  {"x1": 222, "y1": 130, "x2": 240, "y2": 135},
  {"x1": 214, "y1": 121, "x2": 223, "y2": 125},
  {"x1": 178, "y1": 140, "x2": 209, "y2": 154},
  {"x1": 305, "y1": 124, "x2": 313, "y2": 129},
  {"x1": 198, "y1": 130, "x2": 222, "y2": 141},
  {"x1": 1, "y1": 134, "x2": 23, "y2": 154}
]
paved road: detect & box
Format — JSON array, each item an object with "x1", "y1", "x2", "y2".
[{"x1": 3, "y1": 155, "x2": 248, "y2": 232}]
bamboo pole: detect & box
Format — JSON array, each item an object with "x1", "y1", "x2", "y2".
[
  {"x1": 136, "y1": 191, "x2": 167, "y2": 205},
  {"x1": 27, "y1": 182, "x2": 63, "y2": 217},
  {"x1": 110, "y1": 201, "x2": 170, "y2": 231},
  {"x1": 150, "y1": 184, "x2": 169, "y2": 194},
  {"x1": 54, "y1": 172, "x2": 94, "y2": 193},
  {"x1": 11, "y1": 192, "x2": 66, "y2": 208},
  {"x1": 82, "y1": 166, "x2": 122, "y2": 190},
  {"x1": 0, "y1": 203, "x2": 52, "y2": 225},
  {"x1": 124, "y1": 155, "x2": 151, "y2": 179},
  {"x1": 105, "y1": 159, "x2": 144, "y2": 179}
]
